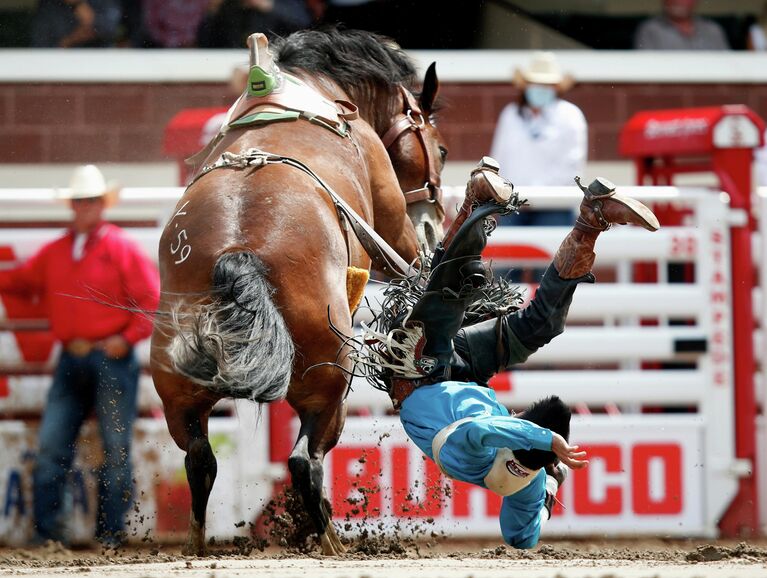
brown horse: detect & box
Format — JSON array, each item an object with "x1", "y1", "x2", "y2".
[{"x1": 150, "y1": 29, "x2": 447, "y2": 555}]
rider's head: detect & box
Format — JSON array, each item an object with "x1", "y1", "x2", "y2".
[{"x1": 513, "y1": 395, "x2": 571, "y2": 470}]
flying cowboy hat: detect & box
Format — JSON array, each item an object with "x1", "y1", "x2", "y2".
[
  {"x1": 513, "y1": 52, "x2": 575, "y2": 92},
  {"x1": 57, "y1": 164, "x2": 121, "y2": 207}
]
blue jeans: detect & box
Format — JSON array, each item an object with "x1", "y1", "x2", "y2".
[{"x1": 32, "y1": 349, "x2": 139, "y2": 545}]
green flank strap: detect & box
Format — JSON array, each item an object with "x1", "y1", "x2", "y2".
[
  {"x1": 229, "y1": 110, "x2": 301, "y2": 128},
  {"x1": 229, "y1": 110, "x2": 349, "y2": 138}
]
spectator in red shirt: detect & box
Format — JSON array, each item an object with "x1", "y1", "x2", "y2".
[{"x1": 0, "y1": 165, "x2": 160, "y2": 548}]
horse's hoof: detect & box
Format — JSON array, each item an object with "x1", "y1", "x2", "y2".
[
  {"x1": 181, "y1": 540, "x2": 206, "y2": 557},
  {"x1": 184, "y1": 518, "x2": 206, "y2": 557},
  {"x1": 182, "y1": 533, "x2": 206, "y2": 557},
  {"x1": 320, "y1": 529, "x2": 346, "y2": 556}
]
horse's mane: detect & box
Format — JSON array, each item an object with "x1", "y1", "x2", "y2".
[
  {"x1": 273, "y1": 27, "x2": 416, "y2": 92},
  {"x1": 272, "y1": 27, "x2": 417, "y2": 125}
]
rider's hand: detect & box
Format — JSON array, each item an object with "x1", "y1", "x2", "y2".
[{"x1": 551, "y1": 433, "x2": 588, "y2": 469}]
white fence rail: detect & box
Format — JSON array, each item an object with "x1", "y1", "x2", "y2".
[{"x1": 0, "y1": 185, "x2": 748, "y2": 540}]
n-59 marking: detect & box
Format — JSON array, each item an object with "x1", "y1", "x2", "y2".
[{"x1": 169, "y1": 201, "x2": 192, "y2": 265}]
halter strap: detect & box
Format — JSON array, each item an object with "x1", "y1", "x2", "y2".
[{"x1": 381, "y1": 86, "x2": 443, "y2": 216}]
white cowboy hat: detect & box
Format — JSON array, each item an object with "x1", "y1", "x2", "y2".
[
  {"x1": 513, "y1": 52, "x2": 575, "y2": 91},
  {"x1": 58, "y1": 164, "x2": 120, "y2": 206}
]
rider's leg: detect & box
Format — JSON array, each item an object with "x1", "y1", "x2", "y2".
[
  {"x1": 400, "y1": 160, "x2": 515, "y2": 383},
  {"x1": 454, "y1": 177, "x2": 659, "y2": 386}
]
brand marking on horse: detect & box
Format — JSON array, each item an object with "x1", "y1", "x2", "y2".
[
  {"x1": 171, "y1": 201, "x2": 190, "y2": 223},
  {"x1": 169, "y1": 201, "x2": 192, "y2": 265}
]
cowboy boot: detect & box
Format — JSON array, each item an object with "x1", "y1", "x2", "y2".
[
  {"x1": 437, "y1": 157, "x2": 515, "y2": 260},
  {"x1": 555, "y1": 177, "x2": 659, "y2": 279}
]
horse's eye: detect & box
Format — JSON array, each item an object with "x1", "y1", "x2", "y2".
[{"x1": 438, "y1": 146, "x2": 448, "y2": 162}]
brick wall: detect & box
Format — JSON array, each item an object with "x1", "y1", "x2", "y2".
[
  {"x1": 1, "y1": 82, "x2": 766, "y2": 164},
  {"x1": 438, "y1": 83, "x2": 767, "y2": 162},
  {"x1": 0, "y1": 83, "x2": 229, "y2": 164}
]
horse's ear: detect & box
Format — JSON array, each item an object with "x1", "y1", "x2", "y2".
[{"x1": 420, "y1": 62, "x2": 440, "y2": 113}]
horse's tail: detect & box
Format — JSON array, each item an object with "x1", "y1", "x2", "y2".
[{"x1": 167, "y1": 251, "x2": 293, "y2": 402}]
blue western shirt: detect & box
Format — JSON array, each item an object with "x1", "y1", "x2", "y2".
[{"x1": 399, "y1": 381, "x2": 553, "y2": 548}]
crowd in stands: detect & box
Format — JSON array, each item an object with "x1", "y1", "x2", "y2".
[
  {"x1": 30, "y1": 0, "x2": 320, "y2": 48},
  {"x1": 632, "y1": 0, "x2": 766, "y2": 52},
  {"x1": 26, "y1": 0, "x2": 462, "y2": 49},
  {"x1": 19, "y1": 0, "x2": 767, "y2": 51}
]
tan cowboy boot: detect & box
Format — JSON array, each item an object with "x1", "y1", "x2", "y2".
[
  {"x1": 574, "y1": 176, "x2": 659, "y2": 233},
  {"x1": 467, "y1": 156, "x2": 514, "y2": 204},
  {"x1": 442, "y1": 157, "x2": 515, "y2": 249},
  {"x1": 554, "y1": 177, "x2": 660, "y2": 279}
]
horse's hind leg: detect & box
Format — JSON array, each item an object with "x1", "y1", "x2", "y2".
[
  {"x1": 288, "y1": 404, "x2": 347, "y2": 555},
  {"x1": 182, "y1": 415, "x2": 217, "y2": 556},
  {"x1": 157, "y1": 381, "x2": 218, "y2": 556}
]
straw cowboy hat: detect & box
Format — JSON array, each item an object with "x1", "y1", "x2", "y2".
[
  {"x1": 513, "y1": 52, "x2": 575, "y2": 92},
  {"x1": 58, "y1": 164, "x2": 120, "y2": 206}
]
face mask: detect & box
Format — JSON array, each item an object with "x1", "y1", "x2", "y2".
[{"x1": 524, "y1": 85, "x2": 556, "y2": 109}]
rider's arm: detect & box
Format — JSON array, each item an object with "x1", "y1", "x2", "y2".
[{"x1": 453, "y1": 415, "x2": 552, "y2": 455}]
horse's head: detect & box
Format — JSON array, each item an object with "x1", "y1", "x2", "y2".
[
  {"x1": 382, "y1": 63, "x2": 447, "y2": 254},
  {"x1": 272, "y1": 29, "x2": 448, "y2": 253}
]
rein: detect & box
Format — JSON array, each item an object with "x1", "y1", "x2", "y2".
[
  {"x1": 381, "y1": 86, "x2": 443, "y2": 215},
  {"x1": 193, "y1": 148, "x2": 415, "y2": 279}
]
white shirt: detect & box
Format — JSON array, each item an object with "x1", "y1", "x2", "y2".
[
  {"x1": 490, "y1": 99, "x2": 587, "y2": 186},
  {"x1": 72, "y1": 233, "x2": 86, "y2": 261}
]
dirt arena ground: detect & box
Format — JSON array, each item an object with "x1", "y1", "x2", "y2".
[{"x1": 2, "y1": 538, "x2": 767, "y2": 577}]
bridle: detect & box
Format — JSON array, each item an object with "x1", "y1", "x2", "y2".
[{"x1": 381, "y1": 85, "x2": 443, "y2": 216}]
